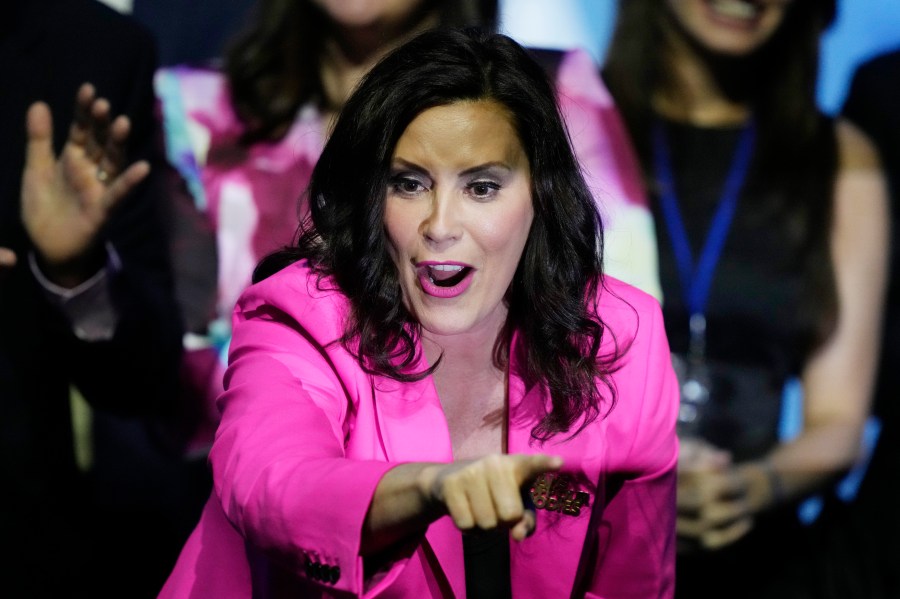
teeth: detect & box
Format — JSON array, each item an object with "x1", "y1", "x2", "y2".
[
  {"x1": 425, "y1": 264, "x2": 467, "y2": 287},
  {"x1": 709, "y1": 0, "x2": 759, "y2": 19}
]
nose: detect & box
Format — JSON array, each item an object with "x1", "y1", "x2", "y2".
[{"x1": 421, "y1": 188, "x2": 461, "y2": 250}]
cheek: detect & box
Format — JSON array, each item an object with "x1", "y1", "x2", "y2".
[
  {"x1": 384, "y1": 201, "x2": 414, "y2": 257},
  {"x1": 760, "y1": 9, "x2": 788, "y2": 39},
  {"x1": 480, "y1": 202, "x2": 534, "y2": 262},
  {"x1": 383, "y1": 205, "x2": 414, "y2": 303}
]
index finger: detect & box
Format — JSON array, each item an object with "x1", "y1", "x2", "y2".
[{"x1": 513, "y1": 453, "x2": 563, "y2": 483}]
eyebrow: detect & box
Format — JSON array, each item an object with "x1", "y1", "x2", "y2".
[
  {"x1": 460, "y1": 162, "x2": 512, "y2": 177},
  {"x1": 390, "y1": 159, "x2": 512, "y2": 178}
]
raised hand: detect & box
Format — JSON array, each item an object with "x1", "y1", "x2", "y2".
[{"x1": 21, "y1": 83, "x2": 150, "y2": 286}]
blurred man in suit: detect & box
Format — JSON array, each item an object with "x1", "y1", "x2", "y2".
[{"x1": 1, "y1": 0, "x2": 182, "y2": 594}]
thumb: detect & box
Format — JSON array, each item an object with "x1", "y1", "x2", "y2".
[{"x1": 25, "y1": 102, "x2": 55, "y2": 171}]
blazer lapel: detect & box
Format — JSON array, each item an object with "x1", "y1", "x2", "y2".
[
  {"x1": 371, "y1": 353, "x2": 466, "y2": 597},
  {"x1": 372, "y1": 372, "x2": 451, "y2": 463},
  {"x1": 506, "y1": 341, "x2": 607, "y2": 598}
]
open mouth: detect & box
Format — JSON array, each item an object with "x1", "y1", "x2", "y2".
[
  {"x1": 416, "y1": 263, "x2": 475, "y2": 298},
  {"x1": 427, "y1": 264, "x2": 472, "y2": 287}
]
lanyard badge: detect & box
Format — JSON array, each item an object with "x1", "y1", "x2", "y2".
[{"x1": 652, "y1": 121, "x2": 756, "y2": 436}]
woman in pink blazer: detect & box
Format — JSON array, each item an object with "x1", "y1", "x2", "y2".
[{"x1": 161, "y1": 28, "x2": 678, "y2": 598}]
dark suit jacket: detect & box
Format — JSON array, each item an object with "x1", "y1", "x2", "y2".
[{"x1": 0, "y1": 0, "x2": 182, "y2": 593}]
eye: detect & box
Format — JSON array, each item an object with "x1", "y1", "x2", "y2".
[
  {"x1": 389, "y1": 175, "x2": 429, "y2": 197},
  {"x1": 467, "y1": 180, "x2": 501, "y2": 200}
]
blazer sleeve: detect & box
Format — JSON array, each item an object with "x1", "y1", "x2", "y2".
[
  {"x1": 588, "y1": 294, "x2": 679, "y2": 598},
  {"x1": 209, "y1": 279, "x2": 399, "y2": 595}
]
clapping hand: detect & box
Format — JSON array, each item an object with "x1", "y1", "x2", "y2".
[{"x1": 20, "y1": 83, "x2": 150, "y2": 287}]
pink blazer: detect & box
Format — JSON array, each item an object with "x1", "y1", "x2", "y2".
[{"x1": 160, "y1": 262, "x2": 678, "y2": 598}]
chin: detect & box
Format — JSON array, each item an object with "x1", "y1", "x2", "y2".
[
  {"x1": 689, "y1": 28, "x2": 769, "y2": 57},
  {"x1": 419, "y1": 318, "x2": 474, "y2": 338}
]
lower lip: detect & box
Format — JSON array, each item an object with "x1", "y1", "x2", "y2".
[{"x1": 418, "y1": 269, "x2": 474, "y2": 299}]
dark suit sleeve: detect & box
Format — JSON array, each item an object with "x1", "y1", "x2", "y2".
[{"x1": 54, "y1": 2, "x2": 183, "y2": 416}]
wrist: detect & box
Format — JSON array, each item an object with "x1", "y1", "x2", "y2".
[
  {"x1": 415, "y1": 463, "x2": 440, "y2": 509},
  {"x1": 738, "y1": 460, "x2": 784, "y2": 513},
  {"x1": 761, "y1": 458, "x2": 786, "y2": 506},
  {"x1": 34, "y1": 243, "x2": 106, "y2": 288}
]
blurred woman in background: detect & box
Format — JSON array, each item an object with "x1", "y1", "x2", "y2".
[{"x1": 604, "y1": 0, "x2": 889, "y2": 596}]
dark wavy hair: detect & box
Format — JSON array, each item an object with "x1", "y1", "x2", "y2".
[
  {"x1": 604, "y1": 0, "x2": 838, "y2": 356},
  {"x1": 255, "y1": 27, "x2": 618, "y2": 439},
  {"x1": 225, "y1": 0, "x2": 498, "y2": 142}
]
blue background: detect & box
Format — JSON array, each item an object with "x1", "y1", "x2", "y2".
[{"x1": 498, "y1": 0, "x2": 900, "y2": 115}]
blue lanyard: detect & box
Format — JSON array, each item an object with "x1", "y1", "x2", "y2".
[{"x1": 652, "y1": 121, "x2": 755, "y2": 331}]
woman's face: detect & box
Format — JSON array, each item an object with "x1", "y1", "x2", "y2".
[
  {"x1": 665, "y1": 0, "x2": 791, "y2": 56},
  {"x1": 384, "y1": 100, "x2": 534, "y2": 340},
  {"x1": 311, "y1": 0, "x2": 426, "y2": 29}
]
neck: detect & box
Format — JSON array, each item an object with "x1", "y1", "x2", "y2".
[
  {"x1": 318, "y1": 11, "x2": 439, "y2": 116},
  {"x1": 424, "y1": 322, "x2": 509, "y2": 458},
  {"x1": 422, "y1": 316, "x2": 507, "y2": 459},
  {"x1": 653, "y1": 26, "x2": 752, "y2": 126},
  {"x1": 422, "y1": 319, "x2": 507, "y2": 382}
]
